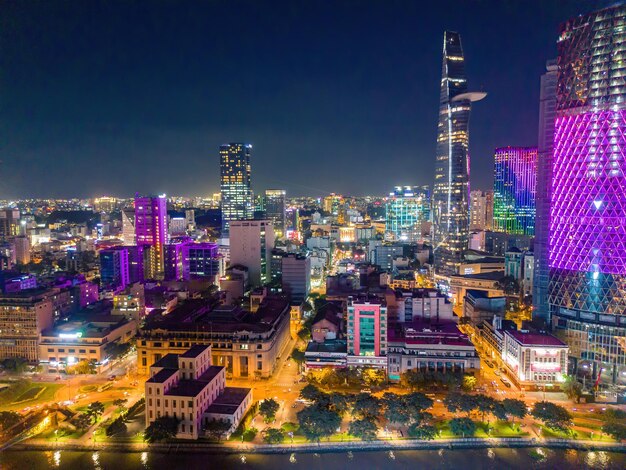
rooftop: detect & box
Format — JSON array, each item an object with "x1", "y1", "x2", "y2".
[
  {"x1": 165, "y1": 366, "x2": 224, "y2": 397},
  {"x1": 180, "y1": 344, "x2": 210, "y2": 358},
  {"x1": 204, "y1": 386, "x2": 251, "y2": 415},
  {"x1": 387, "y1": 320, "x2": 474, "y2": 348},
  {"x1": 146, "y1": 368, "x2": 178, "y2": 384},
  {"x1": 305, "y1": 339, "x2": 348, "y2": 354},
  {"x1": 451, "y1": 270, "x2": 504, "y2": 281},
  {"x1": 505, "y1": 330, "x2": 567, "y2": 347}
]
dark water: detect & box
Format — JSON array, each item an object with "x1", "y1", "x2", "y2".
[{"x1": 1, "y1": 448, "x2": 625, "y2": 469}]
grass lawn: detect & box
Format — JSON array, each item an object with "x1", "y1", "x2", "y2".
[{"x1": 0, "y1": 380, "x2": 64, "y2": 411}]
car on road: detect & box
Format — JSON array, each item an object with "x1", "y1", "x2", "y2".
[
  {"x1": 500, "y1": 378, "x2": 512, "y2": 388},
  {"x1": 494, "y1": 369, "x2": 501, "y2": 376},
  {"x1": 484, "y1": 360, "x2": 494, "y2": 368},
  {"x1": 360, "y1": 388, "x2": 372, "y2": 394}
]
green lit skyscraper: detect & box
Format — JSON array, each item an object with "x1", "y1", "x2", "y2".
[{"x1": 220, "y1": 143, "x2": 253, "y2": 235}]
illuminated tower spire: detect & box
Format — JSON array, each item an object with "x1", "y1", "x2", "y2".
[{"x1": 432, "y1": 31, "x2": 485, "y2": 277}]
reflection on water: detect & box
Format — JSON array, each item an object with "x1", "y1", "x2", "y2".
[{"x1": 2, "y1": 448, "x2": 626, "y2": 469}]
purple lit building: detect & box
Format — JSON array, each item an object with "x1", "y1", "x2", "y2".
[
  {"x1": 164, "y1": 241, "x2": 222, "y2": 282},
  {"x1": 100, "y1": 246, "x2": 130, "y2": 291},
  {"x1": 135, "y1": 195, "x2": 168, "y2": 279},
  {"x1": 549, "y1": 4, "x2": 626, "y2": 386}
]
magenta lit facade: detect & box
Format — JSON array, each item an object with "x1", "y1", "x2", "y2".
[
  {"x1": 135, "y1": 195, "x2": 168, "y2": 278},
  {"x1": 549, "y1": 4, "x2": 626, "y2": 386}
]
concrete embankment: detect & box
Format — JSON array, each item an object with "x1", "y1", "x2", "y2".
[{"x1": 8, "y1": 437, "x2": 626, "y2": 455}]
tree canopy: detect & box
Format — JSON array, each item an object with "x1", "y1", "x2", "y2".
[
  {"x1": 259, "y1": 398, "x2": 280, "y2": 423},
  {"x1": 531, "y1": 401, "x2": 572, "y2": 431},
  {"x1": 144, "y1": 416, "x2": 180, "y2": 443},
  {"x1": 348, "y1": 417, "x2": 378, "y2": 440},
  {"x1": 449, "y1": 417, "x2": 476, "y2": 437},
  {"x1": 297, "y1": 405, "x2": 341, "y2": 442}
]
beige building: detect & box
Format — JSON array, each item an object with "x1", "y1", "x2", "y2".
[
  {"x1": 229, "y1": 220, "x2": 275, "y2": 287},
  {"x1": 39, "y1": 315, "x2": 136, "y2": 370},
  {"x1": 137, "y1": 297, "x2": 292, "y2": 379},
  {"x1": 0, "y1": 290, "x2": 54, "y2": 362},
  {"x1": 145, "y1": 345, "x2": 252, "y2": 439}
]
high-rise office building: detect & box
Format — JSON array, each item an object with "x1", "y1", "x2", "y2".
[
  {"x1": 385, "y1": 186, "x2": 430, "y2": 243},
  {"x1": 432, "y1": 31, "x2": 486, "y2": 276},
  {"x1": 229, "y1": 220, "x2": 275, "y2": 287},
  {"x1": 264, "y1": 190, "x2": 286, "y2": 238},
  {"x1": 281, "y1": 253, "x2": 311, "y2": 303},
  {"x1": 121, "y1": 209, "x2": 136, "y2": 246},
  {"x1": 549, "y1": 5, "x2": 626, "y2": 385},
  {"x1": 100, "y1": 247, "x2": 130, "y2": 291},
  {"x1": 533, "y1": 60, "x2": 558, "y2": 323},
  {"x1": 492, "y1": 146, "x2": 538, "y2": 236},
  {"x1": 469, "y1": 190, "x2": 494, "y2": 231},
  {"x1": 220, "y1": 143, "x2": 253, "y2": 235},
  {"x1": 12, "y1": 236, "x2": 30, "y2": 265},
  {"x1": 0, "y1": 209, "x2": 20, "y2": 240},
  {"x1": 135, "y1": 195, "x2": 168, "y2": 279}
]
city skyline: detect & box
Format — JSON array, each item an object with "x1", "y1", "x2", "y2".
[{"x1": 0, "y1": 0, "x2": 603, "y2": 199}]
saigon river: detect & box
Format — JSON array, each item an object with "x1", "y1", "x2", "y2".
[{"x1": 1, "y1": 448, "x2": 626, "y2": 469}]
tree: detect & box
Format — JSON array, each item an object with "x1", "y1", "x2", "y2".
[
  {"x1": 407, "y1": 424, "x2": 437, "y2": 440},
  {"x1": 449, "y1": 417, "x2": 476, "y2": 437},
  {"x1": 297, "y1": 406, "x2": 341, "y2": 442},
  {"x1": 113, "y1": 398, "x2": 128, "y2": 408},
  {"x1": 502, "y1": 398, "x2": 527, "y2": 427},
  {"x1": 444, "y1": 392, "x2": 476, "y2": 417},
  {"x1": 144, "y1": 416, "x2": 180, "y2": 443},
  {"x1": 382, "y1": 393, "x2": 411, "y2": 425},
  {"x1": 604, "y1": 408, "x2": 626, "y2": 422},
  {"x1": 531, "y1": 401, "x2": 572, "y2": 432},
  {"x1": 300, "y1": 384, "x2": 324, "y2": 402},
  {"x1": 491, "y1": 401, "x2": 508, "y2": 422},
  {"x1": 0, "y1": 411, "x2": 21, "y2": 432},
  {"x1": 105, "y1": 417, "x2": 127, "y2": 437},
  {"x1": 349, "y1": 417, "x2": 378, "y2": 440},
  {"x1": 86, "y1": 401, "x2": 105, "y2": 423},
  {"x1": 205, "y1": 419, "x2": 231, "y2": 441},
  {"x1": 66, "y1": 360, "x2": 97, "y2": 375},
  {"x1": 328, "y1": 393, "x2": 352, "y2": 416},
  {"x1": 462, "y1": 375, "x2": 477, "y2": 392},
  {"x1": 291, "y1": 349, "x2": 306, "y2": 366},
  {"x1": 404, "y1": 392, "x2": 434, "y2": 415},
  {"x1": 362, "y1": 368, "x2": 386, "y2": 387},
  {"x1": 602, "y1": 422, "x2": 626, "y2": 441},
  {"x1": 353, "y1": 393, "x2": 380, "y2": 420},
  {"x1": 474, "y1": 394, "x2": 496, "y2": 422},
  {"x1": 562, "y1": 375, "x2": 583, "y2": 403},
  {"x1": 72, "y1": 413, "x2": 92, "y2": 431},
  {"x1": 263, "y1": 428, "x2": 285, "y2": 444},
  {"x1": 259, "y1": 398, "x2": 280, "y2": 423}
]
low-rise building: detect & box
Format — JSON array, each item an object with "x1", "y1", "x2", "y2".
[
  {"x1": 38, "y1": 314, "x2": 136, "y2": 371},
  {"x1": 387, "y1": 320, "x2": 479, "y2": 382},
  {"x1": 145, "y1": 344, "x2": 252, "y2": 440},
  {"x1": 137, "y1": 296, "x2": 292, "y2": 379},
  {"x1": 305, "y1": 340, "x2": 348, "y2": 369},
  {"x1": 502, "y1": 329, "x2": 568, "y2": 391},
  {"x1": 463, "y1": 290, "x2": 506, "y2": 325}
]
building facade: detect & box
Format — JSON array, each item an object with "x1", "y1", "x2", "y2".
[
  {"x1": 220, "y1": 143, "x2": 253, "y2": 235},
  {"x1": 469, "y1": 190, "x2": 494, "y2": 231},
  {"x1": 493, "y1": 146, "x2": 538, "y2": 236},
  {"x1": 0, "y1": 291, "x2": 54, "y2": 362},
  {"x1": 264, "y1": 190, "x2": 286, "y2": 238},
  {"x1": 229, "y1": 220, "x2": 275, "y2": 287},
  {"x1": 346, "y1": 297, "x2": 388, "y2": 368},
  {"x1": 432, "y1": 31, "x2": 485, "y2": 276},
  {"x1": 532, "y1": 60, "x2": 558, "y2": 323},
  {"x1": 385, "y1": 186, "x2": 430, "y2": 243},
  {"x1": 135, "y1": 195, "x2": 168, "y2": 279},
  {"x1": 281, "y1": 252, "x2": 311, "y2": 303},
  {"x1": 548, "y1": 5, "x2": 626, "y2": 386}
]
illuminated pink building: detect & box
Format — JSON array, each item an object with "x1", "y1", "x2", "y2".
[{"x1": 135, "y1": 195, "x2": 168, "y2": 279}]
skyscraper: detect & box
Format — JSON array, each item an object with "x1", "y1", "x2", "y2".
[
  {"x1": 264, "y1": 189, "x2": 286, "y2": 238},
  {"x1": 229, "y1": 220, "x2": 275, "y2": 287},
  {"x1": 549, "y1": 5, "x2": 626, "y2": 385},
  {"x1": 385, "y1": 186, "x2": 430, "y2": 243},
  {"x1": 432, "y1": 31, "x2": 486, "y2": 276},
  {"x1": 469, "y1": 190, "x2": 493, "y2": 231},
  {"x1": 492, "y1": 146, "x2": 538, "y2": 236},
  {"x1": 533, "y1": 60, "x2": 558, "y2": 323},
  {"x1": 134, "y1": 195, "x2": 168, "y2": 279},
  {"x1": 220, "y1": 143, "x2": 253, "y2": 235},
  {"x1": 121, "y1": 209, "x2": 136, "y2": 246}
]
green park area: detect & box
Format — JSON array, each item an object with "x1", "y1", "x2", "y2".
[{"x1": 0, "y1": 380, "x2": 63, "y2": 411}]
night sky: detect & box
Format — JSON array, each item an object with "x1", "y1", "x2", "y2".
[{"x1": 0, "y1": 0, "x2": 610, "y2": 199}]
